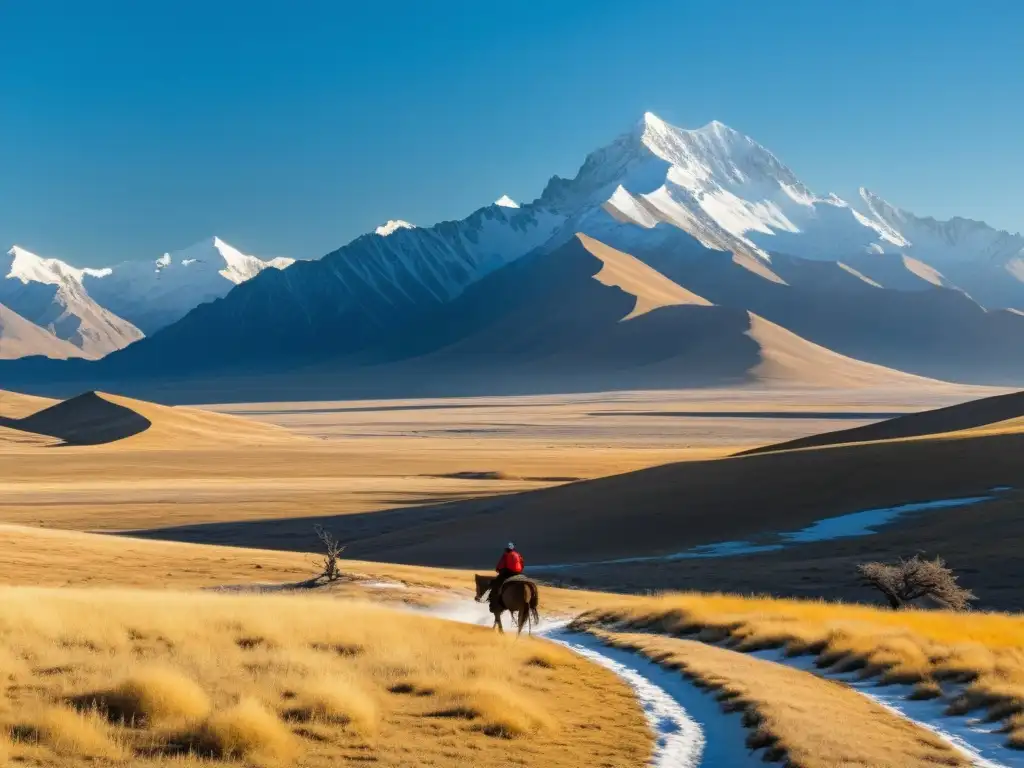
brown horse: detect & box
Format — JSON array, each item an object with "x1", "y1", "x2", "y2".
[{"x1": 474, "y1": 574, "x2": 539, "y2": 636}]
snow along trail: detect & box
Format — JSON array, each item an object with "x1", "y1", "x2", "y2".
[
  {"x1": 749, "y1": 648, "x2": 1017, "y2": 768},
  {"x1": 419, "y1": 600, "x2": 762, "y2": 767}
]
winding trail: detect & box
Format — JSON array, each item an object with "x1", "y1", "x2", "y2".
[
  {"x1": 421, "y1": 599, "x2": 761, "y2": 767},
  {"x1": 211, "y1": 580, "x2": 1020, "y2": 766}
]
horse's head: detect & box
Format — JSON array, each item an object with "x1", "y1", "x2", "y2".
[{"x1": 474, "y1": 574, "x2": 493, "y2": 602}]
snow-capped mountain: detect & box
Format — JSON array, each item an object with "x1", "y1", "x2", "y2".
[
  {"x1": 1, "y1": 246, "x2": 143, "y2": 358},
  {"x1": 536, "y1": 112, "x2": 1024, "y2": 308},
  {"x1": 6, "y1": 112, "x2": 1024, "y2": 385},
  {"x1": 82, "y1": 236, "x2": 295, "y2": 333},
  {"x1": 855, "y1": 188, "x2": 1024, "y2": 308}
]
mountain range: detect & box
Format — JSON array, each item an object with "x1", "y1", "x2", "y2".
[
  {"x1": 4, "y1": 113, "x2": 1024, "y2": 394},
  {"x1": 0, "y1": 238, "x2": 293, "y2": 359}
]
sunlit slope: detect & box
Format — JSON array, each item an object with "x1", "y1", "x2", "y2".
[
  {"x1": 738, "y1": 388, "x2": 1024, "y2": 455},
  {"x1": 0, "y1": 391, "x2": 304, "y2": 447}
]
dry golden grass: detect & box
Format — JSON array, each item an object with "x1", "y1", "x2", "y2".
[
  {"x1": 0, "y1": 524, "x2": 627, "y2": 631},
  {"x1": 80, "y1": 666, "x2": 213, "y2": 725},
  {"x1": 0, "y1": 586, "x2": 649, "y2": 767},
  {"x1": 574, "y1": 592, "x2": 1024, "y2": 747},
  {"x1": 281, "y1": 679, "x2": 378, "y2": 732},
  {"x1": 181, "y1": 697, "x2": 299, "y2": 764},
  {"x1": 595, "y1": 629, "x2": 966, "y2": 767},
  {"x1": 14, "y1": 705, "x2": 128, "y2": 760}
]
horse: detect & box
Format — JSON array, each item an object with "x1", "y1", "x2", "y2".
[{"x1": 474, "y1": 574, "x2": 539, "y2": 636}]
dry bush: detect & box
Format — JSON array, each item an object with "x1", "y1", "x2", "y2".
[
  {"x1": 313, "y1": 525, "x2": 345, "y2": 582},
  {"x1": 909, "y1": 681, "x2": 943, "y2": 700},
  {"x1": 75, "y1": 666, "x2": 211, "y2": 725},
  {"x1": 431, "y1": 682, "x2": 555, "y2": 738},
  {"x1": 1007, "y1": 713, "x2": 1024, "y2": 749},
  {"x1": 523, "y1": 642, "x2": 574, "y2": 670},
  {"x1": 14, "y1": 706, "x2": 126, "y2": 759},
  {"x1": 282, "y1": 679, "x2": 378, "y2": 732},
  {"x1": 182, "y1": 697, "x2": 297, "y2": 763},
  {"x1": 858, "y1": 555, "x2": 976, "y2": 611}
]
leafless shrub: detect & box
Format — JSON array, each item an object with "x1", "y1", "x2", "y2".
[
  {"x1": 314, "y1": 525, "x2": 345, "y2": 582},
  {"x1": 858, "y1": 555, "x2": 976, "y2": 611}
]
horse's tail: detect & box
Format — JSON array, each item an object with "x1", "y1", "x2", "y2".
[{"x1": 528, "y1": 583, "x2": 540, "y2": 625}]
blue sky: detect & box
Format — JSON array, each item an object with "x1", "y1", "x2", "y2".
[{"x1": 2, "y1": 0, "x2": 1021, "y2": 265}]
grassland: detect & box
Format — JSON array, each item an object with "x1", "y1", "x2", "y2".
[
  {"x1": 0, "y1": 587, "x2": 649, "y2": 767},
  {"x1": 573, "y1": 592, "x2": 1024, "y2": 747},
  {"x1": 593, "y1": 629, "x2": 967, "y2": 767},
  {"x1": 3, "y1": 385, "x2": 1024, "y2": 765}
]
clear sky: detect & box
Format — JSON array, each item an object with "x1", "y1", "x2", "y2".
[{"x1": 2, "y1": 0, "x2": 1021, "y2": 266}]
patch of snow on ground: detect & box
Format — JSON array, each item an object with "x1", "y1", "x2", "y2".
[
  {"x1": 784, "y1": 496, "x2": 992, "y2": 543},
  {"x1": 751, "y1": 648, "x2": 1017, "y2": 768},
  {"x1": 535, "y1": 495, "x2": 993, "y2": 571},
  {"x1": 358, "y1": 580, "x2": 409, "y2": 590}
]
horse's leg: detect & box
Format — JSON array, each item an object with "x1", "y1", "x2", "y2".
[
  {"x1": 494, "y1": 610, "x2": 504, "y2": 634},
  {"x1": 516, "y1": 607, "x2": 528, "y2": 638}
]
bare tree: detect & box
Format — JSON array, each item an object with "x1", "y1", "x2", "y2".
[
  {"x1": 314, "y1": 525, "x2": 346, "y2": 582},
  {"x1": 858, "y1": 555, "x2": 976, "y2": 611}
]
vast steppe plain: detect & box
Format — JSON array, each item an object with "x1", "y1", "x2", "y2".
[{"x1": 5, "y1": 381, "x2": 1024, "y2": 767}]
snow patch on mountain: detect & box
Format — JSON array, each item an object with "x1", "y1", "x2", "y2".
[
  {"x1": 494, "y1": 195, "x2": 519, "y2": 208},
  {"x1": 1, "y1": 246, "x2": 143, "y2": 358},
  {"x1": 375, "y1": 220, "x2": 417, "y2": 236},
  {"x1": 859, "y1": 188, "x2": 1024, "y2": 264},
  {"x1": 82, "y1": 237, "x2": 294, "y2": 333},
  {"x1": 6, "y1": 245, "x2": 111, "y2": 286}
]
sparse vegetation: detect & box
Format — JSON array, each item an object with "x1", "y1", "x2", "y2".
[
  {"x1": 14, "y1": 706, "x2": 127, "y2": 760},
  {"x1": 0, "y1": 586, "x2": 648, "y2": 767},
  {"x1": 594, "y1": 630, "x2": 966, "y2": 767},
  {"x1": 281, "y1": 679, "x2": 378, "y2": 731},
  {"x1": 313, "y1": 524, "x2": 345, "y2": 582},
  {"x1": 74, "y1": 666, "x2": 212, "y2": 725},
  {"x1": 858, "y1": 555, "x2": 976, "y2": 611},
  {"x1": 573, "y1": 591, "x2": 1024, "y2": 748},
  {"x1": 179, "y1": 697, "x2": 298, "y2": 763}
]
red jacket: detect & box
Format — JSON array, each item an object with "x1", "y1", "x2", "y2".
[{"x1": 496, "y1": 550, "x2": 524, "y2": 574}]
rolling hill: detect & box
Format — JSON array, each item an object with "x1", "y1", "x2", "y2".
[
  {"x1": 737, "y1": 388, "x2": 1024, "y2": 455},
  {"x1": 0, "y1": 391, "x2": 303, "y2": 447},
  {"x1": 0, "y1": 303, "x2": 86, "y2": 360},
  {"x1": 364, "y1": 234, "x2": 938, "y2": 391},
  {"x1": 124, "y1": 388, "x2": 1024, "y2": 572}
]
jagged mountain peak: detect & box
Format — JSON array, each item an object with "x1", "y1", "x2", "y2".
[
  {"x1": 5, "y1": 245, "x2": 111, "y2": 285},
  {"x1": 141, "y1": 236, "x2": 295, "y2": 284},
  {"x1": 494, "y1": 194, "x2": 519, "y2": 208}
]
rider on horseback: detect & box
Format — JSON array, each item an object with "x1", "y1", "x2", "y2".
[{"x1": 487, "y1": 542, "x2": 523, "y2": 609}]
